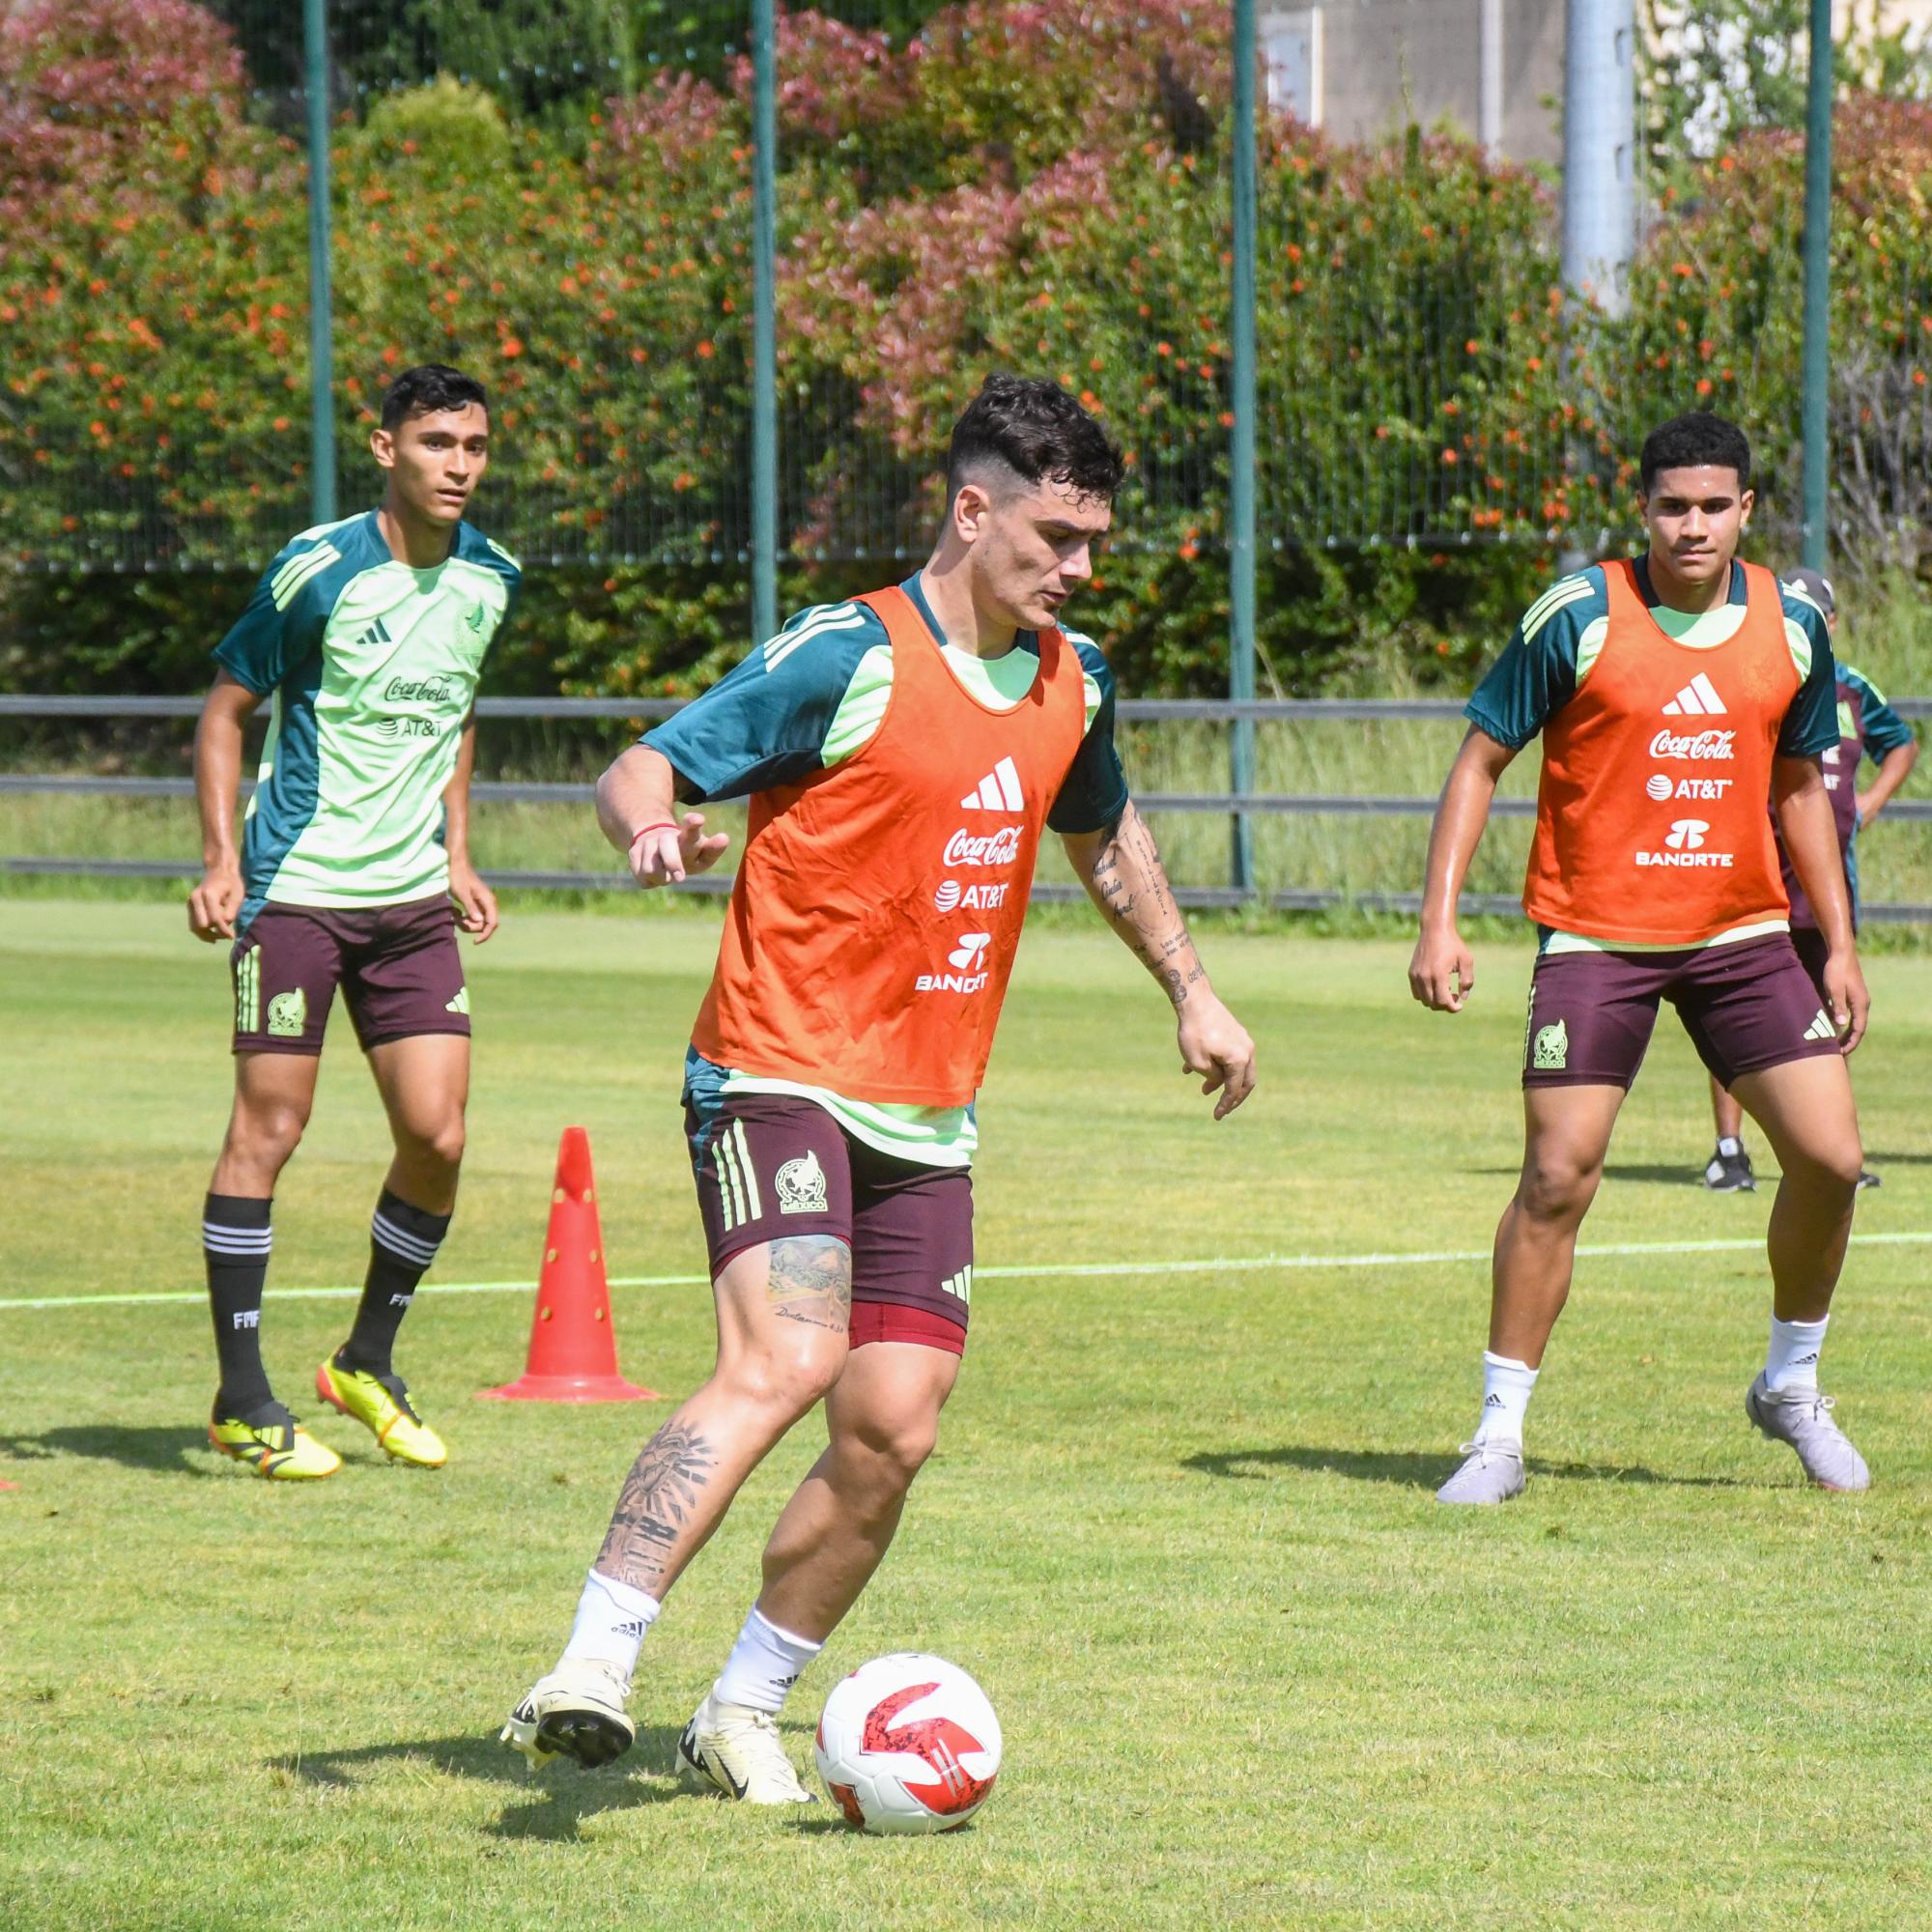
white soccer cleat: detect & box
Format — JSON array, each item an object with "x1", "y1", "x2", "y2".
[
  {"x1": 677, "y1": 1691, "x2": 816, "y2": 1804},
  {"x1": 1746, "y1": 1373, "x2": 1871, "y2": 1492},
  {"x1": 1435, "y1": 1437, "x2": 1527, "y2": 1505},
  {"x1": 499, "y1": 1658, "x2": 636, "y2": 1771}
]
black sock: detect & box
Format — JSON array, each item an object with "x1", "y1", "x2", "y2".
[
  {"x1": 336, "y1": 1189, "x2": 450, "y2": 1378},
  {"x1": 204, "y1": 1193, "x2": 274, "y2": 1419}
]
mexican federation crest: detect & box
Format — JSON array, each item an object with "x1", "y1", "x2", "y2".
[{"x1": 777, "y1": 1148, "x2": 829, "y2": 1215}]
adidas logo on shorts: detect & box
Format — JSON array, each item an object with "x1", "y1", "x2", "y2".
[{"x1": 1803, "y1": 1009, "x2": 1838, "y2": 1042}]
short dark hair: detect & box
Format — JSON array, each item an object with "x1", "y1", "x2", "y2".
[
  {"x1": 946, "y1": 374, "x2": 1124, "y2": 505},
  {"x1": 1639, "y1": 412, "x2": 1751, "y2": 494},
  {"x1": 382, "y1": 363, "x2": 489, "y2": 431}
]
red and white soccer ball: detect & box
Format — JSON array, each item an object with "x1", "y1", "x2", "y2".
[{"x1": 813, "y1": 1653, "x2": 1003, "y2": 1835}]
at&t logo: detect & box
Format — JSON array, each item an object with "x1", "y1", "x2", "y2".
[{"x1": 933, "y1": 879, "x2": 1010, "y2": 913}]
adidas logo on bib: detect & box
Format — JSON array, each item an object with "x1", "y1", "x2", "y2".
[
  {"x1": 1662, "y1": 673, "x2": 1727, "y2": 717},
  {"x1": 961, "y1": 757, "x2": 1024, "y2": 811}
]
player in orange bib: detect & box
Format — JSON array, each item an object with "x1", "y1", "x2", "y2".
[
  {"x1": 1408, "y1": 412, "x2": 1872, "y2": 1505},
  {"x1": 503, "y1": 376, "x2": 1258, "y2": 1795}
]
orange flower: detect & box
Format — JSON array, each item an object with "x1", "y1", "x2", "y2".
[
  {"x1": 501, "y1": 337, "x2": 524, "y2": 358},
  {"x1": 696, "y1": 340, "x2": 715, "y2": 358}
]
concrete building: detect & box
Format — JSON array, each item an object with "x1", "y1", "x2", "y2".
[{"x1": 1262, "y1": 0, "x2": 1932, "y2": 170}]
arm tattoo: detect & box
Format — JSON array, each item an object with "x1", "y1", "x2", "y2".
[
  {"x1": 1087, "y1": 808, "x2": 1203, "y2": 1008},
  {"x1": 596, "y1": 1419, "x2": 717, "y2": 1594},
  {"x1": 766, "y1": 1235, "x2": 853, "y2": 1333}
]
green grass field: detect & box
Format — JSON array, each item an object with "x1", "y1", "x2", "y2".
[{"x1": 4, "y1": 900, "x2": 1931, "y2": 1931}]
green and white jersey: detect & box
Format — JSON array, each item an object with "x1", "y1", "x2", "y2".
[{"x1": 214, "y1": 510, "x2": 520, "y2": 924}]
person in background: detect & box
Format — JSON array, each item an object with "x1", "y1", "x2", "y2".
[{"x1": 1702, "y1": 565, "x2": 1918, "y2": 1193}]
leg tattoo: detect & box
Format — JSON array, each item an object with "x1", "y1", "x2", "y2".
[
  {"x1": 766, "y1": 1236, "x2": 853, "y2": 1334},
  {"x1": 596, "y1": 1420, "x2": 718, "y2": 1595}
]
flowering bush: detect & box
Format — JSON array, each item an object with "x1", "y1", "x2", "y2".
[
  {"x1": 1613, "y1": 95, "x2": 1932, "y2": 568},
  {"x1": 12, "y1": 2, "x2": 1932, "y2": 696}
]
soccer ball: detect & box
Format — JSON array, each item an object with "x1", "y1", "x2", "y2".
[{"x1": 813, "y1": 1652, "x2": 1003, "y2": 1835}]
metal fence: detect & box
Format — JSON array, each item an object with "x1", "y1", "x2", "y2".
[
  {"x1": 9, "y1": 694, "x2": 1932, "y2": 919},
  {"x1": 6, "y1": 0, "x2": 1619, "y2": 586}
]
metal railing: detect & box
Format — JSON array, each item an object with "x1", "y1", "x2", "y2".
[{"x1": 6, "y1": 695, "x2": 1928, "y2": 918}]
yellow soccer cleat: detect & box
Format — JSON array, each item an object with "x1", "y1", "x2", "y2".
[
  {"x1": 316, "y1": 1355, "x2": 447, "y2": 1468},
  {"x1": 209, "y1": 1405, "x2": 342, "y2": 1481}
]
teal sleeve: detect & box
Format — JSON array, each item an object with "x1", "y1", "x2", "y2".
[
  {"x1": 1846, "y1": 668, "x2": 1915, "y2": 761},
  {"x1": 1776, "y1": 603, "x2": 1838, "y2": 757},
  {"x1": 212, "y1": 541, "x2": 336, "y2": 694},
  {"x1": 1463, "y1": 576, "x2": 1603, "y2": 749},
  {"x1": 1047, "y1": 639, "x2": 1130, "y2": 835},
  {"x1": 641, "y1": 602, "x2": 884, "y2": 801}
]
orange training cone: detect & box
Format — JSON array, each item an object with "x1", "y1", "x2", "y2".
[{"x1": 479, "y1": 1127, "x2": 660, "y2": 1403}]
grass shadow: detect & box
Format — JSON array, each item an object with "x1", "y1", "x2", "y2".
[
  {"x1": 273, "y1": 1725, "x2": 696, "y2": 1838},
  {"x1": 1862, "y1": 1149, "x2": 1932, "y2": 1166},
  {"x1": 0, "y1": 1425, "x2": 224, "y2": 1479},
  {"x1": 1469, "y1": 1163, "x2": 1726, "y2": 1188},
  {"x1": 1183, "y1": 1444, "x2": 1745, "y2": 1491}
]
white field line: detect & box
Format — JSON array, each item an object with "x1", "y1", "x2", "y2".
[{"x1": 5, "y1": 1230, "x2": 1932, "y2": 1314}]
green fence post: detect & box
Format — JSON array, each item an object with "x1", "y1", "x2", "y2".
[
  {"x1": 1801, "y1": 0, "x2": 1833, "y2": 570},
  {"x1": 751, "y1": 0, "x2": 779, "y2": 644},
  {"x1": 303, "y1": 0, "x2": 336, "y2": 526},
  {"x1": 1229, "y1": 0, "x2": 1258, "y2": 896}
]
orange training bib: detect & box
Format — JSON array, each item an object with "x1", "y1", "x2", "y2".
[
  {"x1": 693, "y1": 585, "x2": 1091, "y2": 1106},
  {"x1": 1521, "y1": 559, "x2": 1797, "y2": 946}
]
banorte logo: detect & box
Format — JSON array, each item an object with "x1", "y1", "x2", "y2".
[
  {"x1": 1649, "y1": 727, "x2": 1735, "y2": 762},
  {"x1": 942, "y1": 826, "x2": 1022, "y2": 868}
]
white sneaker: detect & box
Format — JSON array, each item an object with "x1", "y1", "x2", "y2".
[
  {"x1": 500, "y1": 1657, "x2": 636, "y2": 1771},
  {"x1": 676, "y1": 1690, "x2": 816, "y2": 1804}
]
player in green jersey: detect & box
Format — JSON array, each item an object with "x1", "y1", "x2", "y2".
[{"x1": 186, "y1": 364, "x2": 520, "y2": 1480}]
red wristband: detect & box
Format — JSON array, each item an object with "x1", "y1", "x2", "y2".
[{"x1": 628, "y1": 821, "x2": 677, "y2": 854}]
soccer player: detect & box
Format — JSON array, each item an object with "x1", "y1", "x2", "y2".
[
  {"x1": 502, "y1": 375, "x2": 1257, "y2": 1798},
  {"x1": 1408, "y1": 412, "x2": 1872, "y2": 1505},
  {"x1": 1701, "y1": 564, "x2": 1916, "y2": 1192},
  {"x1": 186, "y1": 363, "x2": 519, "y2": 1480}
]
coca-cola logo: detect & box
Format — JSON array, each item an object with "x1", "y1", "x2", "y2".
[
  {"x1": 1648, "y1": 728, "x2": 1735, "y2": 762},
  {"x1": 384, "y1": 674, "x2": 456, "y2": 705},
  {"x1": 942, "y1": 826, "x2": 1023, "y2": 867}
]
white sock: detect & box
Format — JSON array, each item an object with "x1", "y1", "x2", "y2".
[
  {"x1": 560, "y1": 1569, "x2": 660, "y2": 1682},
  {"x1": 1475, "y1": 1350, "x2": 1538, "y2": 1446},
  {"x1": 713, "y1": 1606, "x2": 823, "y2": 1716},
  {"x1": 1718, "y1": 1136, "x2": 1743, "y2": 1157},
  {"x1": 1765, "y1": 1315, "x2": 1829, "y2": 1394}
]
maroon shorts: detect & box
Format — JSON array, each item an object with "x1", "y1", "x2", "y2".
[
  {"x1": 684, "y1": 1093, "x2": 973, "y2": 1356},
  {"x1": 1790, "y1": 925, "x2": 1832, "y2": 1003},
  {"x1": 1521, "y1": 932, "x2": 1842, "y2": 1092},
  {"x1": 231, "y1": 895, "x2": 469, "y2": 1057}
]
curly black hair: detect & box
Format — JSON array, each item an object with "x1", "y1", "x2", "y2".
[
  {"x1": 1639, "y1": 412, "x2": 1751, "y2": 494},
  {"x1": 946, "y1": 373, "x2": 1124, "y2": 504}
]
